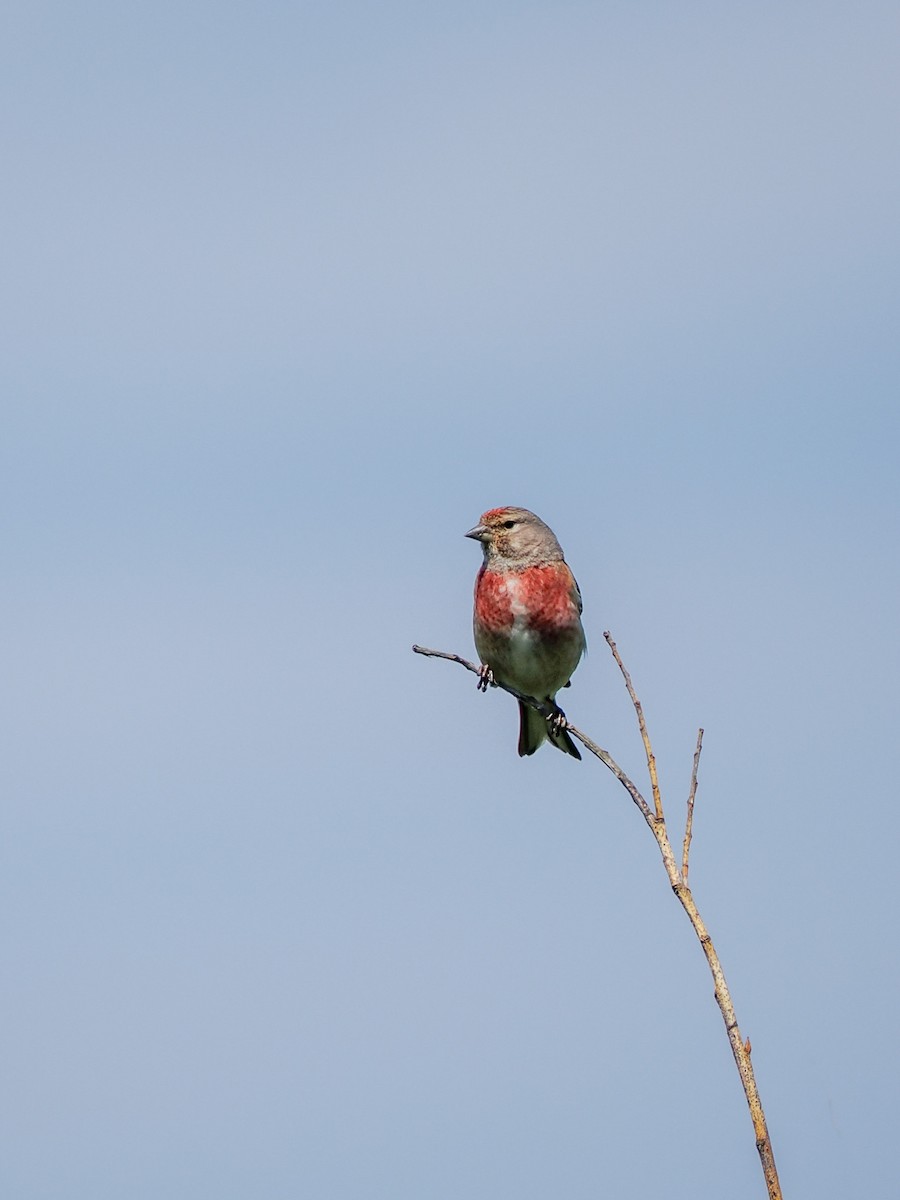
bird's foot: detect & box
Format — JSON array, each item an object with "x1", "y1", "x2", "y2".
[
  {"x1": 546, "y1": 704, "x2": 569, "y2": 739},
  {"x1": 476, "y1": 664, "x2": 495, "y2": 693}
]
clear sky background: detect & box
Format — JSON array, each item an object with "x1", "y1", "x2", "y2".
[{"x1": 3, "y1": 3, "x2": 899, "y2": 1197}]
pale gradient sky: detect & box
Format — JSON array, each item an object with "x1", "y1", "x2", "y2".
[{"x1": 3, "y1": 3, "x2": 899, "y2": 1198}]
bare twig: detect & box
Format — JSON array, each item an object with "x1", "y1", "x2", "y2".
[
  {"x1": 604, "y1": 632, "x2": 663, "y2": 820},
  {"x1": 682, "y1": 728, "x2": 704, "y2": 883},
  {"x1": 413, "y1": 639, "x2": 782, "y2": 1200}
]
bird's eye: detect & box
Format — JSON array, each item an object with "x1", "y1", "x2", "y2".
[{"x1": 502, "y1": 520, "x2": 516, "y2": 529}]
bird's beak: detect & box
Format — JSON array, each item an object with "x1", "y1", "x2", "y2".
[{"x1": 465, "y1": 524, "x2": 488, "y2": 542}]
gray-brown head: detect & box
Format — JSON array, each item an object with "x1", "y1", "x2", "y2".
[{"x1": 465, "y1": 506, "x2": 566, "y2": 569}]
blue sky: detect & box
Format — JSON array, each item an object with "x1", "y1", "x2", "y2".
[{"x1": 3, "y1": 3, "x2": 899, "y2": 1197}]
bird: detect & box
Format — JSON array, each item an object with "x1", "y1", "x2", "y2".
[{"x1": 466, "y1": 506, "x2": 586, "y2": 759}]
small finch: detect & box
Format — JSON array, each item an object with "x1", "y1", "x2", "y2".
[{"x1": 466, "y1": 506, "x2": 586, "y2": 759}]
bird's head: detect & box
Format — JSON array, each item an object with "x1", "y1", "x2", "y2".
[{"x1": 465, "y1": 507, "x2": 564, "y2": 567}]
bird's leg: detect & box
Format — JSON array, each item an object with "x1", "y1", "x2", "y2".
[
  {"x1": 545, "y1": 701, "x2": 569, "y2": 739},
  {"x1": 476, "y1": 664, "x2": 495, "y2": 692}
]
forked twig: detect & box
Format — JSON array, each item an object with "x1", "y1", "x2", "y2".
[{"x1": 413, "y1": 639, "x2": 782, "y2": 1200}]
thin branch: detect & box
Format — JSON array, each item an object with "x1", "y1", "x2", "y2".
[
  {"x1": 603, "y1": 632, "x2": 663, "y2": 820},
  {"x1": 670, "y1": 880, "x2": 781, "y2": 1197},
  {"x1": 411, "y1": 645, "x2": 479, "y2": 673},
  {"x1": 413, "y1": 639, "x2": 782, "y2": 1200},
  {"x1": 682, "y1": 728, "x2": 704, "y2": 883}
]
